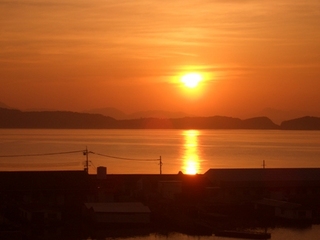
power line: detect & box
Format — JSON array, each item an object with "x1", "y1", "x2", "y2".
[
  {"x1": 0, "y1": 161, "x2": 81, "y2": 167},
  {"x1": 0, "y1": 148, "x2": 163, "y2": 174},
  {"x1": 0, "y1": 149, "x2": 159, "y2": 162},
  {"x1": 90, "y1": 151, "x2": 160, "y2": 162},
  {"x1": 0, "y1": 150, "x2": 84, "y2": 158},
  {"x1": 90, "y1": 151, "x2": 163, "y2": 174}
]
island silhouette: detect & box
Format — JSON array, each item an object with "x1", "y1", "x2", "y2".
[{"x1": 1, "y1": 107, "x2": 320, "y2": 130}]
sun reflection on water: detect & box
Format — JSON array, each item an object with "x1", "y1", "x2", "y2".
[{"x1": 182, "y1": 130, "x2": 200, "y2": 174}]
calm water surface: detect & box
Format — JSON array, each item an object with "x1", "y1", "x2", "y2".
[{"x1": 0, "y1": 129, "x2": 320, "y2": 174}]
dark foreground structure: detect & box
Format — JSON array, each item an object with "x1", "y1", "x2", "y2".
[{"x1": 1, "y1": 168, "x2": 320, "y2": 239}]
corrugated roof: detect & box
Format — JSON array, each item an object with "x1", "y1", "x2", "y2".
[{"x1": 84, "y1": 202, "x2": 150, "y2": 213}]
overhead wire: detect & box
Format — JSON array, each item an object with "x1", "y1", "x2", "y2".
[
  {"x1": 0, "y1": 149, "x2": 160, "y2": 162},
  {"x1": 0, "y1": 150, "x2": 85, "y2": 158},
  {"x1": 90, "y1": 151, "x2": 160, "y2": 162},
  {"x1": 0, "y1": 162, "x2": 81, "y2": 167},
  {"x1": 0, "y1": 148, "x2": 162, "y2": 173}
]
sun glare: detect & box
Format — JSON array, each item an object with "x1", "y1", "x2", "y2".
[{"x1": 181, "y1": 73, "x2": 202, "y2": 88}]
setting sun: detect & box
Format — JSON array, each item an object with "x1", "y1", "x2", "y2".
[{"x1": 181, "y1": 73, "x2": 203, "y2": 88}]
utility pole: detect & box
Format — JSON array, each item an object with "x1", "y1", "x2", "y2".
[
  {"x1": 159, "y1": 156, "x2": 162, "y2": 175},
  {"x1": 83, "y1": 146, "x2": 89, "y2": 174}
]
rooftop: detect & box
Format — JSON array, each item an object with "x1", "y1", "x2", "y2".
[{"x1": 205, "y1": 168, "x2": 320, "y2": 182}]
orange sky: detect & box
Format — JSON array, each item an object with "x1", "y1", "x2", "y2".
[{"x1": 1, "y1": 0, "x2": 320, "y2": 119}]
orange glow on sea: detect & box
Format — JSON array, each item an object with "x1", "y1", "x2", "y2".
[{"x1": 182, "y1": 130, "x2": 200, "y2": 174}]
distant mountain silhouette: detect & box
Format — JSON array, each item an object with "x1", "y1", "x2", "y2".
[
  {"x1": 258, "y1": 108, "x2": 320, "y2": 124},
  {"x1": 0, "y1": 101, "x2": 11, "y2": 109},
  {"x1": 84, "y1": 107, "x2": 128, "y2": 120},
  {"x1": 0, "y1": 108, "x2": 116, "y2": 129},
  {"x1": 242, "y1": 117, "x2": 279, "y2": 129},
  {"x1": 0, "y1": 107, "x2": 277, "y2": 129},
  {"x1": 169, "y1": 116, "x2": 278, "y2": 129},
  {"x1": 128, "y1": 110, "x2": 190, "y2": 119},
  {"x1": 1, "y1": 107, "x2": 319, "y2": 130},
  {"x1": 86, "y1": 107, "x2": 320, "y2": 124},
  {"x1": 281, "y1": 116, "x2": 320, "y2": 130},
  {"x1": 84, "y1": 108, "x2": 191, "y2": 120}
]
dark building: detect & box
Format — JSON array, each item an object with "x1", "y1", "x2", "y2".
[
  {"x1": 1, "y1": 167, "x2": 320, "y2": 237},
  {"x1": 0, "y1": 170, "x2": 90, "y2": 226},
  {"x1": 203, "y1": 168, "x2": 320, "y2": 222},
  {"x1": 204, "y1": 168, "x2": 320, "y2": 202}
]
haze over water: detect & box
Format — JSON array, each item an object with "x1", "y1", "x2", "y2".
[{"x1": 1, "y1": 129, "x2": 319, "y2": 174}]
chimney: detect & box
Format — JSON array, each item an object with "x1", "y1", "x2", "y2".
[{"x1": 97, "y1": 166, "x2": 107, "y2": 179}]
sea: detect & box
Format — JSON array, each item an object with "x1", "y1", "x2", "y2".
[
  {"x1": 0, "y1": 129, "x2": 320, "y2": 239},
  {"x1": 1, "y1": 129, "x2": 320, "y2": 174}
]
